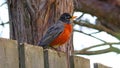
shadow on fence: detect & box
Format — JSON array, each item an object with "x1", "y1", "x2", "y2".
[{"x1": 0, "y1": 38, "x2": 111, "y2": 68}]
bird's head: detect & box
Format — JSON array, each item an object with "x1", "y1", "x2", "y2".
[{"x1": 59, "y1": 13, "x2": 77, "y2": 24}]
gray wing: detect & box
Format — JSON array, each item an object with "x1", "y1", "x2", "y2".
[{"x1": 38, "y1": 20, "x2": 64, "y2": 47}]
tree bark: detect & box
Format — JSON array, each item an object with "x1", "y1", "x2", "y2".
[{"x1": 8, "y1": 0, "x2": 74, "y2": 68}]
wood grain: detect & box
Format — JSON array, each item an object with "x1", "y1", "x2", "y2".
[
  {"x1": 0, "y1": 38, "x2": 19, "y2": 68},
  {"x1": 24, "y1": 44, "x2": 44, "y2": 68}
]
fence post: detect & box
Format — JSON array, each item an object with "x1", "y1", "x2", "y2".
[{"x1": 18, "y1": 43, "x2": 25, "y2": 68}]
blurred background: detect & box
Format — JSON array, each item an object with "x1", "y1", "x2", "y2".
[{"x1": 1, "y1": 0, "x2": 120, "y2": 68}]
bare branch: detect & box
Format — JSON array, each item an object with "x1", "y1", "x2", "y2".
[
  {"x1": 75, "y1": 13, "x2": 85, "y2": 21},
  {"x1": 89, "y1": 31, "x2": 102, "y2": 34},
  {"x1": 74, "y1": 21, "x2": 120, "y2": 40},
  {"x1": 74, "y1": 29, "x2": 107, "y2": 43},
  {"x1": 0, "y1": 21, "x2": 9, "y2": 27},
  {"x1": 0, "y1": 1, "x2": 7, "y2": 7},
  {"x1": 74, "y1": 42, "x2": 120, "y2": 55},
  {"x1": 74, "y1": 48, "x2": 111, "y2": 55}
]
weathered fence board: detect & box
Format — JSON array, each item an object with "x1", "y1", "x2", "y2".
[
  {"x1": 0, "y1": 38, "x2": 19, "y2": 68},
  {"x1": 24, "y1": 44, "x2": 44, "y2": 68},
  {"x1": 44, "y1": 49, "x2": 68, "y2": 68},
  {"x1": 70, "y1": 56, "x2": 90, "y2": 68},
  {"x1": 0, "y1": 38, "x2": 112, "y2": 68},
  {"x1": 94, "y1": 63, "x2": 112, "y2": 68}
]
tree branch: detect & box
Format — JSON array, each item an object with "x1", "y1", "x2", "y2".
[
  {"x1": 74, "y1": 29, "x2": 107, "y2": 43},
  {"x1": 0, "y1": 21, "x2": 9, "y2": 27},
  {"x1": 74, "y1": 42, "x2": 120, "y2": 55},
  {"x1": 74, "y1": 0, "x2": 120, "y2": 31},
  {"x1": 0, "y1": 1, "x2": 7, "y2": 7},
  {"x1": 75, "y1": 13, "x2": 85, "y2": 21},
  {"x1": 74, "y1": 21, "x2": 120, "y2": 40}
]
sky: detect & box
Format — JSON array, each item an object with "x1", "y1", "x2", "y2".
[
  {"x1": 0, "y1": 0, "x2": 120, "y2": 68},
  {"x1": 0, "y1": 0, "x2": 9, "y2": 38}
]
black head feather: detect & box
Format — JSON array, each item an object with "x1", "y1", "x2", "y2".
[{"x1": 59, "y1": 13, "x2": 72, "y2": 23}]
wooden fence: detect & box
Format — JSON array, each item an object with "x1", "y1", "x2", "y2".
[{"x1": 0, "y1": 38, "x2": 111, "y2": 68}]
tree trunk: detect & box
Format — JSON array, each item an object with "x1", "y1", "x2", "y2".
[{"x1": 7, "y1": 0, "x2": 74, "y2": 68}]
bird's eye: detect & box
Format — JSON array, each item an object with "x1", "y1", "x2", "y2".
[{"x1": 65, "y1": 16, "x2": 70, "y2": 19}]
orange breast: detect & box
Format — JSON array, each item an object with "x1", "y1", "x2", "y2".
[{"x1": 50, "y1": 24, "x2": 72, "y2": 47}]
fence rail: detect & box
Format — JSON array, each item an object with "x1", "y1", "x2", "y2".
[{"x1": 0, "y1": 38, "x2": 111, "y2": 68}]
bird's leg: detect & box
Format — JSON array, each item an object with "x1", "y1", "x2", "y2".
[{"x1": 50, "y1": 46, "x2": 61, "y2": 57}]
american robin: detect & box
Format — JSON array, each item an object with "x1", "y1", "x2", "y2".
[{"x1": 38, "y1": 13, "x2": 76, "y2": 48}]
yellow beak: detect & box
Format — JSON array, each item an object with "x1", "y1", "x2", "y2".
[{"x1": 70, "y1": 16, "x2": 77, "y2": 20}]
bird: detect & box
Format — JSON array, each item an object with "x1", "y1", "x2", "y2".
[{"x1": 38, "y1": 13, "x2": 76, "y2": 49}]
